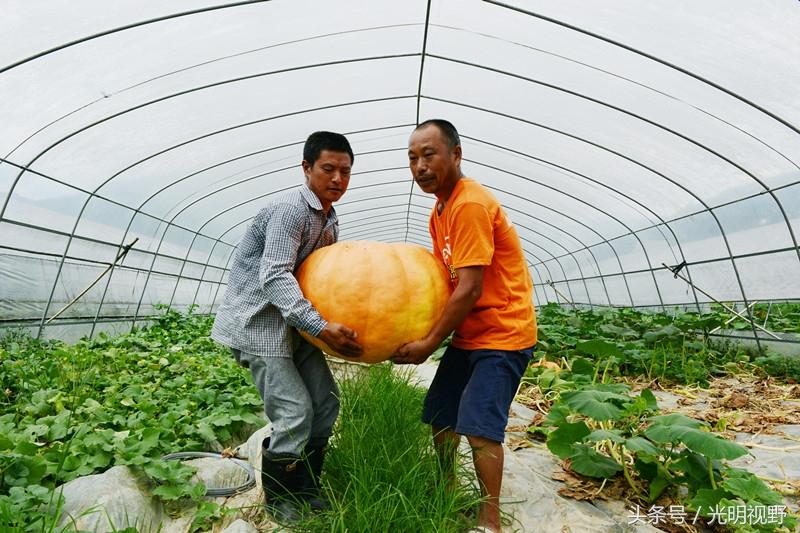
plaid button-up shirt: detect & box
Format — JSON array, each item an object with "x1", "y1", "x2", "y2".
[{"x1": 211, "y1": 184, "x2": 338, "y2": 357}]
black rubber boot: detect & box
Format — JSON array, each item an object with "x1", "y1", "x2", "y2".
[
  {"x1": 299, "y1": 438, "x2": 330, "y2": 512},
  {"x1": 261, "y1": 443, "x2": 305, "y2": 523}
]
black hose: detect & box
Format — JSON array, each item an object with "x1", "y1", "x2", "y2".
[{"x1": 161, "y1": 451, "x2": 256, "y2": 497}]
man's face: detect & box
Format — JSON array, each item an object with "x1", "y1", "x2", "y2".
[
  {"x1": 303, "y1": 149, "x2": 353, "y2": 209},
  {"x1": 407, "y1": 124, "x2": 461, "y2": 195}
]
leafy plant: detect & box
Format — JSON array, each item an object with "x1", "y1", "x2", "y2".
[
  {"x1": 542, "y1": 381, "x2": 795, "y2": 532},
  {"x1": 0, "y1": 309, "x2": 264, "y2": 531},
  {"x1": 531, "y1": 303, "x2": 789, "y2": 386}
]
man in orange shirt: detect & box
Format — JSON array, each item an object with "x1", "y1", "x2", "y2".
[{"x1": 393, "y1": 119, "x2": 537, "y2": 533}]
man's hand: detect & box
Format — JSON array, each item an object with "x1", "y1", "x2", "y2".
[
  {"x1": 318, "y1": 322, "x2": 363, "y2": 358},
  {"x1": 391, "y1": 338, "x2": 435, "y2": 365}
]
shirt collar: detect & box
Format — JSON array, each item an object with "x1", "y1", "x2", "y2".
[{"x1": 300, "y1": 184, "x2": 337, "y2": 220}]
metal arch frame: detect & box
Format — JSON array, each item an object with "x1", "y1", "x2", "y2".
[
  {"x1": 428, "y1": 54, "x2": 800, "y2": 268},
  {"x1": 545, "y1": 183, "x2": 800, "y2": 267},
  {"x1": 500, "y1": 204, "x2": 611, "y2": 305},
  {"x1": 157, "y1": 167, "x2": 414, "y2": 309},
  {"x1": 151, "y1": 170, "x2": 618, "y2": 318},
  {"x1": 466, "y1": 157, "x2": 666, "y2": 309},
  {"x1": 482, "y1": 0, "x2": 800, "y2": 137},
  {"x1": 0, "y1": 157, "x2": 237, "y2": 275},
  {"x1": 88, "y1": 124, "x2": 414, "y2": 334},
  {"x1": 473, "y1": 179, "x2": 636, "y2": 305},
  {"x1": 134, "y1": 175, "x2": 413, "y2": 324},
  {"x1": 1, "y1": 27, "x2": 794, "y2": 333},
  {"x1": 142, "y1": 135, "x2": 637, "y2": 312},
  {"x1": 186, "y1": 180, "x2": 597, "y2": 311},
  {"x1": 0, "y1": 219, "x2": 219, "y2": 283},
  {"x1": 428, "y1": 24, "x2": 800, "y2": 174},
  {"x1": 346, "y1": 226, "x2": 431, "y2": 242},
  {"x1": 343, "y1": 217, "x2": 428, "y2": 236},
  {"x1": 343, "y1": 221, "x2": 569, "y2": 299},
  {"x1": 424, "y1": 96, "x2": 780, "y2": 344},
  {"x1": 509, "y1": 216, "x2": 589, "y2": 306},
  {"x1": 159, "y1": 166, "x2": 606, "y2": 315},
  {"x1": 14, "y1": 94, "x2": 418, "y2": 337},
  {"x1": 170, "y1": 185, "x2": 580, "y2": 305},
  {"x1": 402, "y1": 0, "x2": 433, "y2": 244},
  {"x1": 0, "y1": 1, "x2": 275, "y2": 74},
  {"x1": 193, "y1": 196, "x2": 573, "y2": 308},
  {"x1": 0, "y1": 70, "x2": 717, "y2": 325},
  {"x1": 161, "y1": 191, "x2": 430, "y2": 320},
  {"x1": 461, "y1": 133, "x2": 699, "y2": 309},
  {"x1": 483, "y1": 0, "x2": 800, "y2": 346},
  {"x1": 4, "y1": 24, "x2": 426, "y2": 160},
  {"x1": 157, "y1": 146, "x2": 615, "y2": 312},
  {"x1": 1, "y1": 53, "x2": 419, "y2": 216},
  {"x1": 153, "y1": 163, "x2": 412, "y2": 308}
]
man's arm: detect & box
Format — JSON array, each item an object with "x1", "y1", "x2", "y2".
[
  {"x1": 261, "y1": 204, "x2": 362, "y2": 356},
  {"x1": 391, "y1": 265, "x2": 483, "y2": 364}
]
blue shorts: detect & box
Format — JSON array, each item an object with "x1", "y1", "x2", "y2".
[{"x1": 421, "y1": 345, "x2": 534, "y2": 443}]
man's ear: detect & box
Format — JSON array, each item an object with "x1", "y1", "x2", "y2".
[
  {"x1": 301, "y1": 159, "x2": 311, "y2": 178},
  {"x1": 452, "y1": 145, "x2": 462, "y2": 166}
]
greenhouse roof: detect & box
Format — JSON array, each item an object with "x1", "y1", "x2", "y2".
[{"x1": 1, "y1": 0, "x2": 799, "y2": 339}]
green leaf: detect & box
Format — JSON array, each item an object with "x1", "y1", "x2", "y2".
[
  {"x1": 639, "y1": 388, "x2": 658, "y2": 410},
  {"x1": 673, "y1": 451, "x2": 714, "y2": 490},
  {"x1": 144, "y1": 460, "x2": 181, "y2": 481},
  {"x1": 15, "y1": 440, "x2": 41, "y2": 456},
  {"x1": 643, "y1": 325, "x2": 682, "y2": 344},
  {"x1": 688, "y1": 488, "x2": 729, "y2": 515},
  {"x1": 585, "y1": 429, "x2": 625, "y2": 444},
  {"x1": 138, "y1": 427, "x2": 161, "y2": 453},
  {"x1": 647, "y1": 413, "x2": 705, "y2": 428},
  {"x1": 208, "y1": 413, "x2": 232, "y2": 427},
  {"x1": 648, "y1": 469, "x2": 671, "y2": 502},
  {"x1": 576, "y1": 340, "x2": 621, "y2": 358},
  {"x1": 567, "y1": 444, "x2": 623, "y2": 478},
  {"x1": 196, "y1": 423, "x2": 217, "y2": 443},
  {"x1": 239, "y1": 412, "x2": 265, "y2": 426},
  {"x1": 570, "y1": 357, "x2": 595, "y2": 376},
  {"x1": 543, "y1": 404, "x2": 570, "y2": 426},
  {"x1": 560, "y1": 390, "x2": 630, "y2": 421},
  {"x1": 152, "y1": 484, "x2": 187, "y2": 500},
  {"x1": 546, "y1": 421, "x2": 590, "y2": 459},
  {"x1": 644, "y1": 424, "x2": 747, "y2": 460},
  {"x1": 721, "y1": 468, "x2": 783, "y2": 505},
  {"x1": 625, "y1": 436, "x2": 662, "y2": 457}
]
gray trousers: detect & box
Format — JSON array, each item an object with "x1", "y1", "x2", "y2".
[{"x1": 232, "y1": 333, "x2": 339, "y2": 457}]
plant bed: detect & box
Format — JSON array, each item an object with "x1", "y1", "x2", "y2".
[{"x1": 517, "y1": 360, "x2": 799, "y2": 533}]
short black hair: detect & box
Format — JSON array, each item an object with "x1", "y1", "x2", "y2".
[
  {"x1": 303, "y1": 131, "x2": 354, "y2": 167},
  {"x1": 415, "y1": 119, "x2": 460, "y2": 149}
]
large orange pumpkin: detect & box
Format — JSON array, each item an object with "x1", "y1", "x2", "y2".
[{"x1": 295, "y1": 241, "x2": 451, "y2": 363}]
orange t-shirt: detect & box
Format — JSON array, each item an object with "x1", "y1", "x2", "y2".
[{"x1": 429, "y1": 178, "x2": 538, "y2": 350}]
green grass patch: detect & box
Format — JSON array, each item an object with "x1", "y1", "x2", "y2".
[{"x1": 295, "y1": 365, "x2": 480, "y2": 532}]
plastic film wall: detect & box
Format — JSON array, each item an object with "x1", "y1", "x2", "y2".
[{"x1": 1, "y1": 0, "x2": 799, "y2": 341}]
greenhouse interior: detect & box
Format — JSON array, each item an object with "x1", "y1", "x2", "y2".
[{"x1": 1, "y1": 1, "x2": 798, "y2": 532}]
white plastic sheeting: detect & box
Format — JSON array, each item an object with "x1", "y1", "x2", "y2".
[{"x1": 1, "y1": 0, "x2": 799, "y2": 339}]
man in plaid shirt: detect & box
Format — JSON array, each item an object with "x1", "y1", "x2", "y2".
[{"x1": 212, "y1": 131, "x2": 363, "y2": 522}]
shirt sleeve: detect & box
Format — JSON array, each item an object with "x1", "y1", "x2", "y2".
[
  {"x1": 449, "y1": 201, "x2": 494, "y2": 268},
  {"x1": 259, "y1": 203, "x2": 327, "y2": 336}
]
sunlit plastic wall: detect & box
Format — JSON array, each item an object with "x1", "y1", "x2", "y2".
[{"x1": 1, "y1": 1, "x2": 798, "y2": 341}]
